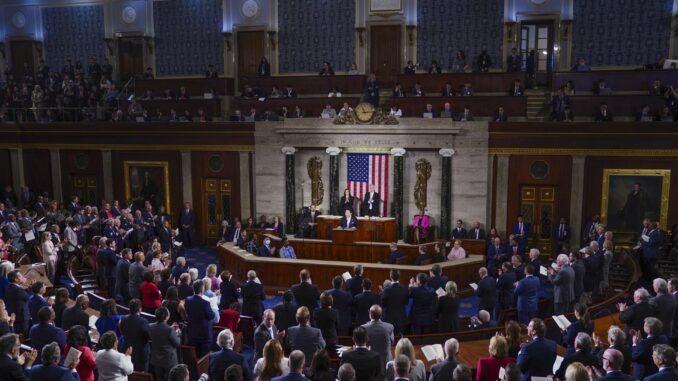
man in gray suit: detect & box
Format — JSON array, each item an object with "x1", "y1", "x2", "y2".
[
  {"x1": 548, "y1": 253, "x2": 575, "y2": 315},
  {"x1": 650, "y1": 278, "x2": 677, "y2": 337},
  {"x1": 128, "y1": 251, "x2": 146, "y2": 300},
  {"x1": 149, "y1": 306, "x2": 181, "y2": 381},
  {"x1": 429, "y1": 338, "x2": 460, "y2": 381},
  {"x1": 361, "y1": 305, "x2": 393, "y2": 379},
  {"x1": 254, "y1": 309, "x2": 285, "y2": 364},
  {"x1": 286, "y1": 306, "x2": 325, "y2": 362}
]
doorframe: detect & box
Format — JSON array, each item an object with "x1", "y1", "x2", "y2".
[
  {"x1": 365, "y1": 21, "x2": 406, "y2": 77},
  {"x1": 115, "y1": 33, "x2": 145, "y2": 81},
  {"x1": 7, "y1": 38, "x2": 41, "y2": 78},
  {"x1": 515, "y1": 14, "x2": 561, "y2": 84},
  {"x1": 199, "y1": 177, "x2": 234, "y2": 245},
  {"x1": 233, "y1": 26, "x2": 269, "y2": 91}
]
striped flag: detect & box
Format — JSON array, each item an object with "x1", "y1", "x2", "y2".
[{"x1": 347, "y1": 153, "x2": 389, "y2": 217}]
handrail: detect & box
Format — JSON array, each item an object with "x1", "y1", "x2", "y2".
[{"x1": 120, "y1": 76, "x2": 135, "y2": 100}]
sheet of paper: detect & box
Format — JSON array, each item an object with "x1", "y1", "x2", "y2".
[
  {"x1": 342, "y1": 272, "x2": 352, "y2": 281},
  {"x1": 37, "y1": 224, "x2": 47, "y2": 232},
  {"x1": 24, "y1": 231, "x2": 35, "y2": 241},
  {"x1": 63, "y1": 346, "x2": 82, "y2": 368},
  {"x1": 89, "y1": 315, "x2": 98, "y2": 329},
  {"x1": 552, "y1": 355, "x2": 564, "y2": 374},
  {"x1": 420, "y1": 344, "x2": 444, "y2": 362},
  {"x1": 469, "y1": 283, "x2": 478, "y2": 291},
  {"x1": 539, "y1": 266, "x2": 548, "y2": 276},
  {"x1": 499, "y1": 367, "x2": 506, "y2": 380},
  {"x1": 435, "y1": 287, "x2": 446, "y2": 297}
]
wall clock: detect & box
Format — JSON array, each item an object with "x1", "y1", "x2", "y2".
[
  {"x1": 12, "y1": 12, "x2": 26, "y2": 29},
  {"x1": 122, "y1": 6, "x2": 137, "y2": 24},
  {"x1": 355, "y1": 102, "x2": 376, "y2": 123},
  {"x1": 242, "y1": 0, "x2": 259, "y2": 18}
]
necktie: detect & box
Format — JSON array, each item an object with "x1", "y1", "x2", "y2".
[
  {"x1": 513, "y1": 246, "x2": 517, "y2": 254},
  {"x1": 560, "y1": 225, "x2": 564, "y2": 238},
  {"x1": 476, "y1": 230, "x2": 479, "y2": 239},
  {"x1": 520, "y1": 223, "x2": 523, "y2": 234},
  {"x1": 269, "y1": 328, "x2": 274, "y2": 339}
]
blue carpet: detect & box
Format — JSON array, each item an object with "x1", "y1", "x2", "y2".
[{"x1": 183, "y1": 246, "x2": 218, "y2": 277}]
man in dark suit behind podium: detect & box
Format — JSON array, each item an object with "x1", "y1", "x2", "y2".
[
  {"x1": 303, "y1": 205, "x2": 320, "y2": 238},
  {"x1": 340, "y1": 209, "x2": 359, "y2": 229},
  {"x1": 362, "y1": 184, "x2": 380, "y2": 217}
]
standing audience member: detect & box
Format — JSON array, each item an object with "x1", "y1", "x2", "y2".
[
  {"x1": 254, "y1": 309, "x2": 285, "y2": 364},
  {"x1": 554, "y1": 332, "x2": 598, "y2": 380},
  {"x1": 549, "y1": 253, "x2": 575, "y2": 315},
  {"x1": 6, "y1": 271, "x2": 30, "y2": 336},
  {"x1": 475, "y1": 336, "x2": 515, "y2": 381},
  {"x1": 361, "y1": 305, "x2": 393, "y2": 379},
  {"x1": 28, "y1": 341, "x2": 79, "y2": 381},
  {"x1": 515, "y1": 265, "x2": 539, "y2": 324},
  {"x1": 119, "y1": 299, "x2": 151, "y2": 372},
  {"x1": 516, "y1": 318, "x2": 557, "y2": 381},
  {"x1": 65, "y1": 326, "x2": 96, "y2": 381},
  {"x1": 95, "y1": 331, "x2": 134, "y2": 381},
  {"x1": 286, "y1": 307, "x2": 325, "y2": 364},
  {"x1": 242, "y1": 270, "x2": 265, "y2": 322},
  {"x1": 149, "y1": 307, "x2": 181, "y2": 381},
  {"x1": 650, "y1": 278, "x2": 677, "y2": 337},
  {"x1": 29, "y1": 306, "x2": 66, "y2": 353},
  {"x1": 409, "y1": 273, "x2": 436, "y2": 334},
  {"x1": 631, "y1": 317, "x2": 669, "y2": 381},
  {"x1": 429, "y1": 338, "x2": 460, "y2": 381},
  {"x1": 437, "y1": 281, "x2": 461, "y2": 332},
  {"x1": 253, "y1": 339, "x2": 289, "y2": 381},
  {"x1": 340, "y1": 326, "x2": 380, "y2": 381},
  {"x1": 209, "y1": 329, "x2": 252, "y2": 381},
  {"x1": 313, "y1": 292, "x2": 339, "y2": 354},
  {"x1": 587, "y1": 348, "x2": 632, "y2": 381},
  {"x1": 563, "y1": 303, "x2": 594, "y2": 356},
  {"x1": 185, "y1": 280, "x2": 215, "y2": 356}
]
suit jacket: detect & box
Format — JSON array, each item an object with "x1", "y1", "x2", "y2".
[
  {"x1": 341, "y1": 347, "x2": 381, "y2": 381},
  {"x1": 61, "y1": 305, "x2": 89, "y2": 331},
  {"x1": 286, "y1": 324, "x2": 325, "y2": 363},
  {"x1": 208, "y1": 349, "x2": 252, "y2": 381},
  {"x1": 620, "y1": 301, "x2": 656, "y2": 335},
  {"x1": 258, "y1": 245, "x2": 273, "y2": 257},
  {"x1": 409, "y1": 285, "x2": 436, "y2": 326},
  {"x1": 486, "y1": 244, "x2": 508, "y2": 269},
  {"x1": 451, "y1": 227, "x2": 467, "y2": 239},
  {"x1": 29, "y1": 364, "x2": 79, "y2": 381},
  {"x1": 497, "y1": 271, "x2": 516, "y2": 308},
  {"x1": 254, "y1": 323, "x2": 278, "y2": 362},
  {"x1": 184, "y1": 295, "x2": 215, "y2": 343},
  {"x1": 563, "y1": 319, "x2": 594, "y2": 355},
  {"x1": 671, "y1": 292, "x2": 678, "y2": 339},
  {"x1": 476, "y1": 276, "x2": 497, "y2": 313},
  {"x1": 345, "y1": 275, "x2": 364, "y2": 297},
  {"x1": 219, "y1": 280, "x2": 241, "y2": 310},
  {"x1": 595, "y1": 370, "x2": 633, "y2": 381},
  {"x1": 95, "y1": 349, "x2": 133, "y2": 381},
  {"x1": 427, "y1": 275, "x2": 449, "y2": 291},
  {"x1": 339, "y1": 216, "x2": 359, "y2": 229},
  {"x1": 362, "y1": 319, "x2": 394, "y2": 377},
  {"x1": 571, "y1": 260, "x2": 585, "y2": 300},
  {"x1": 327, "y1": 288, "x2": 352, "y2": 335},
  {"x1": 512, "y1": 222, "x2": 531, "y2": 243},
  {"x1": 549, "y1": 265, "x2": 575, "y2": 304},
  {"x1": 114, "y1": 259, "x2": 131, "y2": 301},
  {"x1": 555, "y1": 350, "x2": 598, "y2": 380},
  {"x1": 28, "y1": 294, "x2": 48, "y2": 324},
  {"x1": 29, "y1": 322, "x2": 66, "y2": 352},
  {"x1": 148, "y1": 321, "x2": 180, "y2": 367},
  {"x1": 273, "y1": 302, "x2": 298, "y2": 333},
  {"x1": 650, "y1": 293, "x2": 676, "y2": 337},
  {"x1": 179, "y1": 209, "x2": 194, "y2": 227},
  {"x1": 362, "y1": 192, "x2": 381, "y2": 216},
  {"x1": 632, "y1": 335, "x2": 670, "y2": 380},
  {"x1": 290, "y1": 282, "x2": 320, "y2": 315},
  {"x1": 119, "y1": 314, "x2": 150, "y2": 356},
  {"x1": 241, "y1": 281, "x2": 265, "y2": 318},
  {"x1": 6, "y1": 283, "x2": 30, "y2": 327},
  {"x1": 515, "y1": 275, "x2": 540, "y2": 312},
  {"x1": 158, "y1": 227, "x2": 171, "y2": 252},
  {"x1": 353, "y1": 291, "x2": 381, "y2": 325},
  {"x1": 645, "y1": 367, "x2": 678, "y2": 381},
  {"x1": 0, "y1": 354, "x2": 30, "y2": 381},
  {"x1": 429, "y1": 358, "x2": 458, "y2": 381},
  {"x1": 128, "y1": 261, "x2": 146, "y2": 299},
  {"x1": 516, "y1": 337, "x2": 557, "y2": 381},
  {"x1": 313, "y1": 307, "x2": 339, "y2": 342},
  {"x1": 381, "y1": 282, "x2": 409, "y2": 328},
  {"x1": 552, "y1": 223, "x2": 571, "y2": 242},
  {"x1": 468, "y1": 227, "x2": 486, "y2": 240}
]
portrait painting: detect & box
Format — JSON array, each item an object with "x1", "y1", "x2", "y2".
[
  {"x1": 123, "y1": 161, "x2": 170, "y2": 212},
  {"x1": 600, "y1": 169, "x2": 670, "y2": 232}
]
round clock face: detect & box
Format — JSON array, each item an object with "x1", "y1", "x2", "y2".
[
  {"x1": 122, "y1": 6, "x2": 137, "y2": 24},
  {"x1": 12, "y1": 12, "x2": 26, "y2": 29},
  {"x1": 242, "y1": 0, "x2": 259, "y2": 18},
  {"x1": 355, "y1": 102, "x2": 375, "y2": 123},
  {"x1": 530, "y1": 0, "x2": 548, "y2": 5}
]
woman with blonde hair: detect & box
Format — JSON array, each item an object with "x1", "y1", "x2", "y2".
[
  {"x1": 0, "y1": 299, "x2": 15, "y2": 334},
  {"x1": 475, "y1": 336, "x2": 515, "y2": 381},
  {"x1": 385, "y1": 338, "x2": 426, "y2": 381},
  {"x1": 437, "y1": 281, "x2": 460, "y2": 332},
  {"x1": 206, "y1": 264, "x2": 220, "y2": 292},
  {"x1": 41, "y1": 231, "x2": 59, "y2": 282},
  {"x1": 564, "y1": 362, "x2": 590, "y2": 381},
  {"x1": 254, "y1": 339, "x2": 289, "y2": 381}
]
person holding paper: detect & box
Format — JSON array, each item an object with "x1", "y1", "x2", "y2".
[
  {"x1": 548, "y1": 253, "x2": 575, "y2": 316},
  {"x1": 562, "y1": 303, "x2": 594, "y2": 356},
  {"x1": 428, "y1": 338, "x2": 460, "y2": 381},
  {"x1": 516, "y1": 318, "x2": 557, "y2": 381},
  {"x1": 476, "y1": 267, "x2": 497, "y2": 317},
  {"x1": 436, "y1": 281, "x2": 460, "y2": 332},
  {"x1": 475, "y1": 336, "x2": 515, "y2": 381},
  {"x1": 65, "y1": 326, "x2": 96, "y2": 381},
  {"x1": 409, "y1": 273, "x2": 436, "y2": 334}
]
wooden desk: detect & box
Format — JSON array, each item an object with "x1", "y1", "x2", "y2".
[
  {"x1": 218, "y1": 243, "x2": 484, "y2": 291},
  {"x1": 18, "y1": 264, "x2": 51, "y2": 288},
  {"x1": 397, "y1": 73, "x2": 527, "y2": 94},
  {"x1": 392, "y1": 96, "x2": 527, "y2": 117},
  {"x1": 235, "y1": 97, "x2": 361, "y2": 117},
  {"x1": 552, "y1": 69, "x2": 675, "y2": 92},
  {"x1": 240, "y1": 75, "x2": 366, "y2": 95},
  {"x1": 568, "y1": 95, "x2": 666, "y2": 118},
  {"x1": 317, "y1": 215, "x2": 396, "y2": 243}
]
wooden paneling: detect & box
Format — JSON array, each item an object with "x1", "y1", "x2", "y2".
[
  {"x1": 316, "y1": 216, "x2": 397, "y2": 243},
  {"x1": 10, "y1": 40, "x2": 35, "y2": 79},
  {"x1": 239, "y1": 75, "x2": 366, "y2": 95},
  {"x1": 393, "y1": 96, "x2": 527, "y2": 117},
  {"x1": 552, "y1": 69, "x2": 676, "y2": 92},
  {"x1": 135, "y1": 78, "x2": 231, "y2": 96},
  {"x1": 236, "y1": 97, "x2": 362, "y2": 117},
  {"x1": 0, "y1": 150, "x2": 12, "y2": 189},
  {"x1": 118, "y1": 37, "x2": 144, "y2": 80},
  {"x1": 568, "y1": 95, "x2": 666, "y2": 118},
  {"x1": 506, "y1": 155, "x2": 572, "y2": 239},
  {"x1": 60, "y1": 150, "x2": 103, "y2": 205},
  {"x1": 22, "y1": 149, "x2": 52, "y2": 199},
  {"x1": 397, "y1": 73, "x2": 527, "y2": 94},
  {"x1": 128, "y1": 99, "x2": 222, "y2": 119},
  {"x1": 371, "y1": 25, "x2": 402, "y2": 82},
  {"x1": 237, "y1": 31, "x2": 265, "y2": 76}
]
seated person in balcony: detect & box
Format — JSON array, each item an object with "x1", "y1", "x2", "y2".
[
  {"x1": 258, "y1": 57, "x2": 271, "y2": 76},
  {"x1": 560, "y1": 106, "x2": 574, "y2": 122},
  {"x1": 269, "y1": 86, "x2": 282, "y2": 98},
  {"x1": 143, "y1": 67, "x2": 155, "y2": 80},
  {"x1": 593, "y1": 79, "x2": 609, "y2": 95},
  {"x1": 507, "y1": 48, "x2": 521, "y2": 72},
  {"x1": 347, "y1": 63, "x2": 360, "y2": 75},
  {"x1": 393, "y1": 82, "x2": 406, "y2": 97},
  {"x1": 182, "y1": 109, "x2": 193, "y2": 121},
  {"x1": 658, "y1": 105, "x2": 675, "y2": 121},
  {"x1": 460, "y1": 81, "x2": 473, "y2": 96},
  {"x1": 411, "y1": 209, "x2": 429, "y2": 244},
  {"x1": 509, "y1": 80, "x2": 524, "y2": 96},
  {"x1": 141, "y1": 90, "x2": 154, "y2": 100},
  {"x1": 649, "y1": 79, "x2": 666, "y2": 96},
  {"x1": 414, "y1": 246, "x2": 430, "y2": 265},
  {"x1": 177, "y1": 86, "x2": 190, "y2": 100},
  {"x1": 111, "y1": 109, "x2": 125, "y2": 122},
  {"x1": 263, "y1": 109, "x2": 278, "y2": 121},
  {"x1": 293, "y1": 105, "x2": 305, "y2": 118},
  {"x1": 284, "y1": 85, "x2": 297, "y2": 98},
  {"x1": 258, "y1": 237, "x2": 276, "y2": 257},
  {"x1": 205, "y1": 64, "x2": 218, "y2": 79},
  {"x1": 594, "y1": 103, "x2": 613, "y2": 122},
  {"x1": 422, "y1": 103, "x2": 436, "y2": 118},
  {"x1": 321, "y1": 104, "x2": 337, "y2": 118},
  {"x1": 246, "y1": 107, "x2": 265, "y2": 122},
  {"x1": 338, "y1": 103, "x2": 353, "y2": 116},
  {"x1": 428, "y1": 60, "x2": 442, "y2": 74},
  {"x1": 168, "y1": 108, "x2": 179, "y2": 122},
  {"x1": 441, "y1": 82, "x2": 456, "y2": 97},
  {"x1": 637, "y1": 104, "x2": 655, "y2": 122},
  {"x1": 571, "y1": 57, "x2": 591, "y2": 72},
  {"x1": 196, "y1": 108, "x2": 210, "y2": 122},
  {"x1": 128, "y1": 99, "x2": 144, "y2": 119},
  {"x1": 240, "y1": 85, "x2": 259, "y2": 99},
  {"x1": 229, "y1": 109, "x2": 245, "y2": 122},
  {"x1": 412, "y1": 82, "x2": 425, "y2": 97},
  {"x1": 494, "y1": 106, "x2": 508, "y2": 122},
  {"x1": 440, "y1": 103, "x2": 455, "y2": 119},
  {"x1": 476, "y1": 50, "x2": 492, "y2": 72},
  {"x1": 457, "y1": 106, "x2": 474, "y2": 122},
  {"x1": 388, "y1": 242, "x2": 404, "y2": 263},
  {"x1": 328, "y1": 87, "x2": 342, "y2": 98},
  {"x1": 389, "y1": 105, "x2": 402, "y2": 118},
  {"x1": 162, "y1": 88, "x2": 174, "y2": 100},
  {"x1": 563, "y1": 81, "x2": 576, "y2": 96},
  {"x1": 148, "y1": 108, "x2": 163, "y2": 122},
  {"x1": 549, "y1": 89, "x2": 570, "y2": 121},
  {"x1": 319, "y1": 62, "x2": 335, "y2": 76},
  {"x1": 404, "y1": 60, "x2": 416, "y2": 75}
]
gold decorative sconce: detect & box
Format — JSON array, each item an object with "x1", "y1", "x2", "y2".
[
  {"x1": 222, "y1": 32, "x2": 233, "y2": 52},
  {"x1": 267, "y1": 30, "x2": 277, "y2": 50},
  {"x1": 406, "y1": 25, "x2": 416, "y2": 46},
  {"x1": 356, "y1": 27, "x2": 366, "y2": 47}
]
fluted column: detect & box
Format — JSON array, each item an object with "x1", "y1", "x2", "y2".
[
  {"x1": 495, "y1": 154, "x2": 510, "y2": 236},
  {"x1": 326, "y1": 147, "x2": 342, "y2": 215},
  {"x1": 439, "y1": 148, "x2": 455, "y2": 240},
  {"x1": 391, "y1": 148, "x2": 406, "y2": 240},
  {"x1": 569, "y1": 155, "x2": 587, "y2": 249},
  {"x1": 282, "y1": 147, "x2": 297, "y2": 234}
]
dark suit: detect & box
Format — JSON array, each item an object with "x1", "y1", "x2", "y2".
[
  {"x1": 552, "y1": 223, "x2": 571, "y2": 253},
  {"x1": 341, "y1": 347, "x2": 381, "y2": 381},
  {"x1": 313, "y1": 307, "x2": 339, "y2": 343},
  {"x1": 451, "y1": 227, "x2": 467, "y2": 239},
  {"x1": 149, "y1": 321, "x2": 180, "y2": 381},
  {"x1": 381, "y1": 282, "x2": 409, "y2": 334},
  {"x1": 286, "y1": 324, "x2": 325, "y2": 363},
  {"x1": 409, "y1": 285, "x2": 436, "y2": 333},
  {"x1": 515, "y1": 275, "x2": 540, "y2": 324},
  {"x1": 114, "y1": 258, "x2": 131, "y2": 303},
  {"x1": 516, "y1": 336, "x2": 557, "y2": 381},
  {"x1": 28, "y1": 364, "x2": 79, "y2": 381},
  {"x1": 61, "y1": 305, "x2": 89, "y2": 331},
  {"x1": 595, "y1": 370, "x2": 633, "y2": 381},
  {"x1": 632, "y1": 335, "x2": 670, "y2": 380},
  {"x1": 254, "y1": 322, "x2": 278, "y2": 363},
  {"x1": 258, "y1": 245, "x2": 273, "y2": 257},
  {"x1": 650, "y1": 293, "x2": 676, "y2": 337},
  {"x1": 0, "y1": 354, "x2": 30, "y2": 381},
  {"x1": 290, "y1": 282, "x2": 320, "y2": 316},
  {"x1": 620, "y1": 301, "x2": 656, "y2": 338},
  {"x1": 345, "y1": 275, "x2": 364, "y2": 297},
  {"x1": 429, "y1": 358, "x2": 458, "y2": 381},
  {"x1": 563, "y1": 319, "x2": 594, "y2": 356},
  {"x1": 496, "y1": 271, "x2": 516, "y2": 317},
  {"x1": 29, "y1": 322, "x2": 66, "y2": 353},
  {"x1": 179, "y1": 208, "x2": 195, "y2": 248},
  {"x1": 486, "y1": 244, "x2": 508, "y2": 273},
  {"x1": 476, "y1": 275, "x2": 497, "y2": 315},
  {"x1": 158, "y1": 227, "x2": 171, "y2": 252},
  {"x1": 339, "y1": 216, "x2": 359, "y2": 229},
  {"x1": 184, "y1": 294, "x2": 216, "y2": 355},
  {"x1": 353, "y1": 291, "x2": 381, "y2": 326},
  {"x1": 120, "y1": 313, "x2": 151, "y2": 372},
  {"x1": 327, "y1": 287, "x2": 352, "y2": 336},
  {"x1": 241, "y1": 280, "x2": 265, "y2": 320},
  {"x1": 512, "y1": 222, "x2": 530, "y2": 254},
  {"x1": 427, "y1": 275, "x2": 449, "y2": 291},
  {"x1": 273, "y1": 302, "x2": 298, "y2": 333},
  {"x1": 219, "y1": 280, "x2": 240, "y2": 310},
  {"x1": 468, "y1": 227, "x2": 485, "y2": 240},
  {"x1": 362, "y1": 191, "x2": 380, "y2": 217},
  {"x1": 208, "y1": 349, "x2": 252, "y2": 381},
  {"x1": 6, "y1": 283, "x2": 30, "y2": 335},
  {"x1": 550, "y1": 265, "x2": 575, "y2": 315},
  {"x1": 555, "y1": 349, "x2": 598, "y2": 380},
  {"x1": 645, "y1": 367, "x2": 678, "y2": 381}
]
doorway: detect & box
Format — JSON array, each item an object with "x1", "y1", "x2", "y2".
[
  {"x1": 10, "y1": 40, "x2": 36, "y2": 80},
  {"x1": 519, "y1": 185, "x2": 556, "y2": 255},
  {"x1": 118, "y1": 37, "x2": 144, "y2": 81},
  {"x1": 520, "y1": 21, "x2": 554, "y2": 86},
  {"x1": 370, "y1": 25, "x2": 402, "y2": 84},
  {"x1": 237, "y1": 31, "x2": 265, "y2": 77},
  {"x1": 201, "y1": 178, "x2": 232, "y2": 245}
]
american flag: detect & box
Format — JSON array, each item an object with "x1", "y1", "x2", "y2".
[{"x1": 347, "y1": 153, "x2": 389, "y2": 217}]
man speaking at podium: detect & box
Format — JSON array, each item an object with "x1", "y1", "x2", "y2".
[
  {"x1": 362, "y1": 184, "x2": 381, "y2": 217},
  {"x1": 340, "y1": 210, "x2": 359, "y2": 229}
]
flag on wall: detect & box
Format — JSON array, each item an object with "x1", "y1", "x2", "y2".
[{"x1": 347, "y1": 153, "x2": 389, "y2": 217}]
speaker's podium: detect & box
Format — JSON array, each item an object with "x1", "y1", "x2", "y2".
[{"x1": 332, "y1": 227, "x2": 359, "y2": 244}]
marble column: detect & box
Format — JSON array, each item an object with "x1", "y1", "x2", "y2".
[
  {"x1": 181, "y1": 151, "x2": 193, "y2": 205},
  {"x1": 282, "y1": 147, "x2": 297, "y2": 234},
  {"x1": 326, "y1": 147, "x2": 341, "y2": 215},
  {"x1": 9, "y1": 149, "x2": 25, "y2": 196},
  {"x1": 391, "y1": 148, "x2": 406, "y2": 240},
  {"x1": 49, "y1": 149, "x2": 63, "y2": 203},
  {"x1": 569, "y1": 155, "x2": 587, "y2": 250},
  {"x1": 101, "y1": 149, "x2": 114, "y2": 202},
  {"x1": 239, "y1": 152, "x2": 251, "y2": 219},
  {"x1": 439, "y1": 149, "x2": 455, "y2": 240},
  {"x1": 495, "y1": 155, "x2": 510, "y2": 236}
]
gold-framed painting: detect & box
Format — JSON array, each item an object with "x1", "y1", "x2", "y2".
[
  {"x1": 600, "y1": 169, "x2": 670, "y2": 232},
  {"x1": 369, "y1": 0, "x2": 403, "y2": 14},
  {"x1": 123, "y1": 161, "x2": 171, "y2": 212}
]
